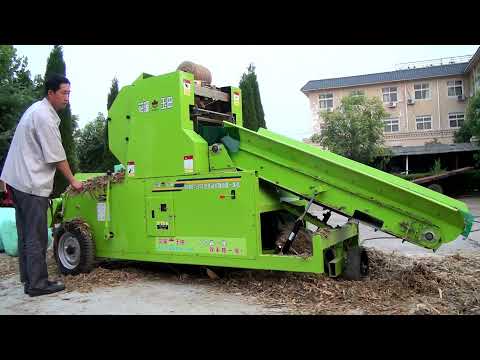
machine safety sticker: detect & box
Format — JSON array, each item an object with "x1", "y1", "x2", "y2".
[
  {"x1": 199, "y1": 239, "x2": 245, "y2": 256},
  {"x1": 156, "y1": 238, "x2": 193, "y2": 252},
  {"x1": 184, "y1": 155, "x2": 194, "y2": 173},
  {"x1": 96, "y1": 202, "x2": 110, "y2": 222},
  {"x1": 127, "y1": 161, "x2": 135, "y2": 177},
  {"x1": 155, "y1": 238, "x2": 245, "y2": 256},
  {"x1": 183, "y1": 79, "x2": 191, "y2": 96},
  {"x1": 233, "y1": 91, "x2": 240, "y2": 106}
]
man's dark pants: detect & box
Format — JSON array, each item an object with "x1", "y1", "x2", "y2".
[{"x1": 9, "y1": 185, "x2": 49, "y2": 291}]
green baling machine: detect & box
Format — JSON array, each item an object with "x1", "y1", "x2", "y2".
[{"x1": 53, "y1": 67, "x2": 474, "y2": 280}]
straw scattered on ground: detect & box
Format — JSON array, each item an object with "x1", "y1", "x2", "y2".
[
  {"x1": 211, "y1": 249, "x2": 480, "y2": 315},
  {"x1": 2, "y1": 214, "x2": 479, "y2": 314},
  {"x1": 0, "y1": 253, "x2": 18, "y2": 279},
  {"x1": 45, "y1": 251, "x2": 152, "y2": 294},
  {"x1": 2, "y1": 248, "x2": 478, "y2": 314}
]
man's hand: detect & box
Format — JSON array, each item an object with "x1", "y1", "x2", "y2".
[
  {"x1": 56, "y1": 160, "x2": 83, "y2": 192},
  {"x1": 71, "y1": 179, "x2": 83, "y2": 192}
]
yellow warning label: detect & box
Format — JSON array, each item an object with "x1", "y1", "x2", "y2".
[{"x1": 183, "y1": 80, "x2": 191, "y2": 96}]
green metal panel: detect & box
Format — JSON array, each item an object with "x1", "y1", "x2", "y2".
[
  {"x1": 146, "y1": 194, "x2": 175, "y2": 237},
  {"x1": 257, "y1": 183, "x2": 284, "y2": 213},
  {"x1": 107, "y1": 84, "x2": 133, "y2": 165},
  {"x1": 208, "y1": 144, "x2": 236, "y2": 172},
  {"x1": 63, "y1": 178, "x2": 143, "y2": 257},
  {"x1": 108, "y1": 71, "x2": 209, "y2": 178},
  {"x1": 108, "y1": 72, "x2": 244, "y2": 181},
  {"x1": 223, "y1": 122, "x2": 472, "y2": 250},
  {"x1": 148, "y1": 171, "x2": 257, "y2": 258},
  {"x1": 60, "y1": 69, "x2": 473, "y2": 277},
  {"x1": 63, "y1": 170, "x2": 343, "y2": 273}
]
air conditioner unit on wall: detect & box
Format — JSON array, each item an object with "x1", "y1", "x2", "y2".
[
  {"x1": 457, "y1": 95, "x2": 466, "y2": 102},
  {"x1": 407, "y1": 98, "x2": 415, "y2": 105},
  {"x1": 387, "y1": 102, "x2": 397, "y2": 108}
]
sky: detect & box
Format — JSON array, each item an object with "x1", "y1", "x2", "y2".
[{"x1": 14, "y1": 45, "x2": 480, "y2": 141}]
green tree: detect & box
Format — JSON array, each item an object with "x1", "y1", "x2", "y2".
[
  {"x1": 32, "y1": 74, "x2": 45, "y2": 100},
  {"x1": 239, "y1": 64, "x2": 266, "y2": 131},
  {"x1": 431, "y1": 158, "x2": 445, "y2": 175},
  {"x1": 311, "y1": 94, "x2": 389, "y2": 165},
  {"x1": 45, "y1": 45, "x2": 78, "y2": 196},
  {"x1": 107, "y1": 77, "x2": 119, "y2": 111},
  {"x1": 0, "y1": 45, "x2": 38, "y2": 162},
  {"x1": 454, "y1": 92, "x2": 480, "y2": 143},
  {"x1": 76, "y1": 113, "x2": 108, "y2": 172},
  {"x1": 103, "y1": 77, "x2": 120, "y2": 171}
]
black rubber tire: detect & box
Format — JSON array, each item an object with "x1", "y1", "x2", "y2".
[
  {"x1": 53, "y1": 224, "x2": 96, "y2": 276},
  {"x1": 427, "y1": 183, "x2": 443, "y2": 194},
  {"x1": 342, "y1": 246, "x2": 369, "y2": 281}
]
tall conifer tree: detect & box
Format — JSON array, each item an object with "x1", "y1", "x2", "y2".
[
  {"x1": 44, "y1": 45, "x2": 77, "y2": 196},
  {"x1": 239, "y1": 63, "x2": 266, "y2": 131},
  {"x1": 104, "y1": 77, "x2": 120, "y2": 171}
]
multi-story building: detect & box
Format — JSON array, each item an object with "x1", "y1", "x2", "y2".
[{"x1": 301, "y1": 47, "x2": 480, "y2": 147}]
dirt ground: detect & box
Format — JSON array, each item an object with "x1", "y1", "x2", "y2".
[
  {"x1": 1, "y1": 195, "x2": 479, "y2": 315},
  {"x1": 0, "y1": 252, "x2": 287, "y2": 315}
]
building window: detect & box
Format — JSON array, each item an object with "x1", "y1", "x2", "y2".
[
  {"x1": 414, "y1": 83, "x2": 430, "y2": 100},
  {"x1": 448, "y1": 112, "x2": 465, "y2": 128},
  {"x1": 382, "y1": 87, "x2": 397, "y2": 103},
  {"x1": 319, "y1": 93, "x2": 333, "y2": 110},
  {"x1": 351, "y1": 89, "x2": 365, "y2": 97},
  {"x1": 384, "y1": 118, "x2": 399, "y2": 133},
  {"x1": 447, "y1": 80, "x2": 463, "y2": 97},
  {"x1": 416, "y1": 115, "x2": 432, "y2": 130}
]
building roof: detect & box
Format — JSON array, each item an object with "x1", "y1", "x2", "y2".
[
  {"x1": 389, "y1": 142, "x2": 480, "y2": 156},
  {"x1": 465, "y1": 46, "x2": 480, "y2": 73},
  {"x1": 301, "y1": 62, "x2": 468, "y2": 93}
]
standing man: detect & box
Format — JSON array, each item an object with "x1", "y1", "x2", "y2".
[{"x1": 0, "y1": 74, "x2": 83, "y2": 297}]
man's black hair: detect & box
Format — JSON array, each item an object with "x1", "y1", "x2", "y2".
[{"x1": 44, "y1": 74, "x2": 70, "y2": 96}]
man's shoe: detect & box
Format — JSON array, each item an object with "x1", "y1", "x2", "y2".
[
  {"x1": 28, "y1": 283, "x2": 65, "y2": 297},
  {"x1": 24, "y1": 281, "x2": 64, "y2": 295},
  {"x1": 47, "y1": 280, "x2": 64, "y2": 287}
]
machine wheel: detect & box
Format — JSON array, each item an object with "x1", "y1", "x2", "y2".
[
  {"x1": 342, "y1": 246, "x2": 369, "y2": 281},
  {"x1": 54, "y1": 223, "x2": 96, "y2": 275},
  {"x1": 427, "y1": 183, "x2": 443, "y2": 194}
]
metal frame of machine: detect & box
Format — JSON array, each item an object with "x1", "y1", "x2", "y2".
[{"x1": 52, "y1": 69, "x2": 473, "y2": 279}]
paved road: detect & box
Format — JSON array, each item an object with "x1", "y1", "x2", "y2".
[{"x1": 0, "y1": 274, "x2": 287, "y2": 315}]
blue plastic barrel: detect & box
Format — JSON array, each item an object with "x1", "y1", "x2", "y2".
[
  {"x1": 0, "y1": 208, "x2": 53, "y2": 257},
  {"x1": 0, "y1": 221, "x2": 4, "y2": 252},
  {"x1": 114, "y1": 163, "x2": 125, "y2": 173}
]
